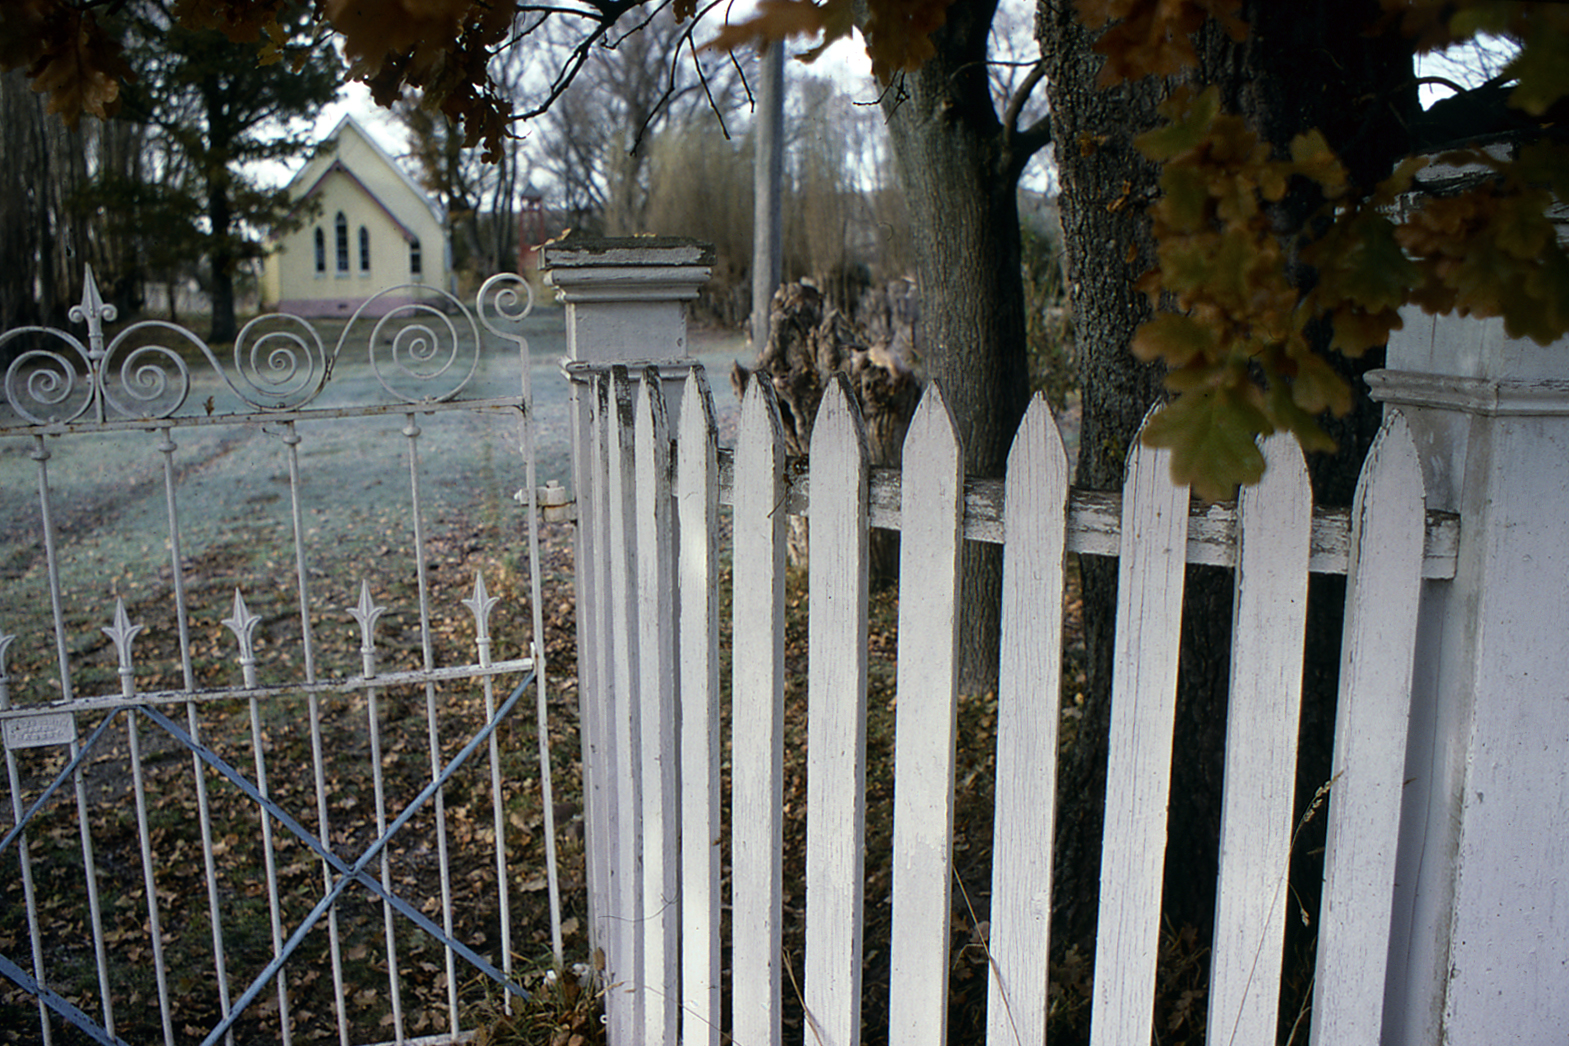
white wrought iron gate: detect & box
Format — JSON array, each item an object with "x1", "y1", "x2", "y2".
[{"x1": 0, "y1": 269, "x2": 563, "y2": 1046}]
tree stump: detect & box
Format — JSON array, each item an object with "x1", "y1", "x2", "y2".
[{"x1": 733, "y1": 280, "x2": 920, "y2": 584}]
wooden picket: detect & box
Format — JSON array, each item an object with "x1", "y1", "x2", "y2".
[
  {"x1": 602, "y1": 368, "x2": 643, "y2": 1042},
  {"x1": 676, "y1": 368, "x2": 723, "y2": 1046},
  {"x1": 803, "y1": 376, "x2": 872, "y2": 1046},
  {"x1": 1309, "y1": 411, "x2": 1426, "y2": 1046},
  {"x1": 1208, "y1": 433, "x2": 1313, "y2": 1045},
  {"x1": 730, "y1": 377, "x2": 787, "y2": 1046},
  {"x1": 887, "y1": 384, "x2": 966, "y2": 1045},
  {"x1": 987, "y1": 395, "x2": 1070, "y2": 1046},
  {"x1": 571, "y1": 366, "x2": 1433, "y2": 1046},
  {"x1": 634, "y1": 369, "x2": 679, "y2": 1046},
  {"x1": 1089, "y1": 413, "x2": 1190, "y2": 1046}
]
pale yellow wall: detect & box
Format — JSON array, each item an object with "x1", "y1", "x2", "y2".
[{"x1": 261, "y1": 118, "x2": 447, "y2": 314}]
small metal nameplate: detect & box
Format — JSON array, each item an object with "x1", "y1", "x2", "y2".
[{"x1": 4, "y1": 712, "x2": 76, "y2": 750}]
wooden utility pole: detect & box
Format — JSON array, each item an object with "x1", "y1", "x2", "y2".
[{"x1": 750, "y1": 44, "x2": 785, "y2": 353}]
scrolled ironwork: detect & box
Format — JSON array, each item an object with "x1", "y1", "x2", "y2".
[
  {"x1": 1, "y1": 330, "x2": 94, "y2": 424},
  {"x1": 230, "y1": 312, "x2": 329, "y2": 409},
  {"x1": 98, "y1": 321, "x2": 199, "y2": 419},
  {"x1": 347, "y1": 285, "x2": 481, "y2": 404},
  {"x1": 477, "y1": 272, "x2": 535, "y2": 337},
  {"x1": 1, "y1": 266, "x2": 536, "y2": 429}
]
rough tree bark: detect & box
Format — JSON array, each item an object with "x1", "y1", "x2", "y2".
[
  {"x1": 877, "y1": 0, "x2": 1047, "y2": 693},
  {"x1": 1040, "y1": 0, "x2": 1420, "y2": 999}
]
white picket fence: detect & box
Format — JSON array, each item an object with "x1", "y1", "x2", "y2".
[
  {"x1": 546, "y1": 238, "x2": 1569, "y2": 1046},
  {"x1": 569, "y1": 359, "x2": 1451, "y2": 1046}
]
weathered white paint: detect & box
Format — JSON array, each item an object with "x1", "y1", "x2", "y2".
[
  {"x1": 635, "y1": 369, "x2": 680, "y2": 1046},
  {"x1": 987, "y1": 394, "x2": 1069, "y2": 1046},
  {"x1": 1207, "y1": 433, "x2": 1312, "y2": 1046},
  {"x1": 1309, "y1": 411, "x2": 1426, "y2": 1046},
  {"x1": 1373, "y1": 315, "x2": 1569, "y2": 1046},
  {"x1": 676, "y1": 368, "x2": 722, "y2": 1046},
  {"x1": 604, "y1": 368, "x2": 644, "y2": 1040},
  {"x1": 548, "y1": 241, "x2": 710, "y2": 1003},
  {"x1": 577, "y1": 376, "x2": 614, "y2": 970},
  {"x1": 553, "y1": 250, "x2": 1569, "y2": 1046},
  {"x1": 887, "y1": 384, "x2": 965, "y2": 1046},
  {"x1": 1089, "y1": 420, "x2": 1189, "y2": 1046},
  {"x1": 731, "y1": 378, "x2": 787, "y2": 1046},
  {"x1": 804, "y1": 377, "x2": 872, "y2": 1046}
]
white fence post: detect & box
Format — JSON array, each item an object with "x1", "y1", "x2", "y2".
[
  {"x1": 1370, "y1": 314, "x2": 1569, "y2": 1046},
  {"x1": 541, "y1": 237, "x2": 712, "y2": 1040}
]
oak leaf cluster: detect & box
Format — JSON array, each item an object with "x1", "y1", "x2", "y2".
[{"x1": 1082, "y1": 0, "x2": 1569, "y2": 498}]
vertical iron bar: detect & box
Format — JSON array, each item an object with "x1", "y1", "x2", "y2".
[
  {"x1": 365, "y1": 683, "x2": 406, "y2": 1042},
  {"x1": 501, "y1": 274, "x2": 561, "y2": 965},
  {"x1": 30, "y1": 436, "x2": 73, "y2": 704},
  {"x1": 105, "y1": 599, "x2": 174, "y2": 1046},
  {"x1": 466, "y1": 575, "x2": 515, "y2": 1005},
  {"x1": 403, "y1": 413, "x2": 459, "y2": 1034},
  {"x1": 28, "y1": 430, "x2": 111, "y2": 1032},
  {"x1": 125, "y1": 713, "x2": 176, "y2": 1046},
  {"x1": 69, "y1": 727, "x2": 113, "y2": 1036},
  {"x1": 1, "y1": 630, "x2": 54, "y2": 1046},
  {"x1": 158, "y1": 426, "x2": 235, "y2": 1041},
  {"x1": 354, "y1": 582, "x2": 405, "y2": 1043},
  {"x1": 281, "y1": 420, "x2": 350, "y2": 1045},
  {"x1": 155, "y1": 428, "x2": 194, "y2": 690},
  {"x1": 248, "y1": 692, "x2": 294, "y2": 1046}
]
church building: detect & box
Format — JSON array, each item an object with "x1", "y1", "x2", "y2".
[{"x1": 260, "y1": 115, "x2": 449, "y2": 316}]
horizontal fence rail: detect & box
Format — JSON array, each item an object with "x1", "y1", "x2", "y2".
[{"x1": 573, "y1": 360, "x2": 1431, "y2": 1046}]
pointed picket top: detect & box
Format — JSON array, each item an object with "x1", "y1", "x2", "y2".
[
  {"x1": 347, "y1": 580, "x2": 388, "y2": 677},
  {"x1": 102, "y1": 597, "x2": 143, "y2": 697},
  {"x1": 987, "y1": 392, "x2": 1069, "y2": 1046},
  {"x1": 679, "y1": 365, "x2": 718, "y2": 453},
  {"x1": 902, "y1": 379, "x2": 961, "y2": 473},
  {"x1": 222, "y1": 588, "x2": 262, "y2": 688},
  {"x1": 888, "y1": 377, "x2": 966, "y2": 1046},
  {"x1": 463, "y1": 571, "x2": 499, "y2": 666}
]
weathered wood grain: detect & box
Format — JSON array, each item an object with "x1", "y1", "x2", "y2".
[
  {"x1": 804, "y1": 377, "x2": 872, "y2": 1046},
  {"x1": 731, "y1": 377, "x2": 787, "y2": 1046},
  {"x1": 677, "y1": 367, "x2": 722, "y2": 1046},
  {"x1": 1310, "y1": 411, "x2": 1425, "y2": 1046},
  {"x1": 987, "y1": 395, "x2": 1069, "y2": 1046},
  {"x1": 887, "y1": 385, "x2": 965, "y2": 1046},
  {"x1": 1207, "y1": 434, "x2": 1313, "y2": 1046},
  {"x1": 1089, "y1": 419, "x2": 1189, "y2": 1046}
]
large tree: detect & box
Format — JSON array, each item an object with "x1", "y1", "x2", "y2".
[
  {"x1": 872, "y1": 0, "x2": 1052, "y2": 690},
  {"x1": 1040, "y1": 0, "x2": 1421, "y2": 961},
  {"x1": 107, "y1": 0, "x2": 339, "y2": 341}
]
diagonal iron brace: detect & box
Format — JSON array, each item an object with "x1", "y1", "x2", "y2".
[
  {"x1": 129, "y1": 677, "x2": 536, "y2": 1046},
  {"x1": 0, "y1": 675, "x2": 534, "y2": 1046}
]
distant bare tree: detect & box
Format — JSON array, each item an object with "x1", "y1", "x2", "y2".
[{"x1": 522, "y1": 7, "x2": 749, "y2": 237}]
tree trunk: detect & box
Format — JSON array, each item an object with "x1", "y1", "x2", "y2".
[
  {"x1": 1039, "y1": 3, "x2": 1169, "y2": 951},
  {"x1": 879, "y1": 0, "x2": 1034, "y2": 694},
  {"x1": 1040, "y1": 0, "x2": 1419, "y2": 987},
  {"x1": 204, "y1": 77, "x2": 238, "y2": 344},
  {"x1": 207, "y1": 175, "x2": 238, "y2": 344}
]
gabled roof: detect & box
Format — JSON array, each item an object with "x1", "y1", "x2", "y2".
[{"x1": 274, "y1": 114, "x2": 445, "y2": 235}]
